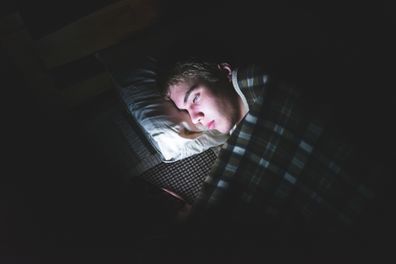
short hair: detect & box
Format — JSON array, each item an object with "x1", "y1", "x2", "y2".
[{"x1": 157, "y1": 59, "x2": 230, "y2": 98}]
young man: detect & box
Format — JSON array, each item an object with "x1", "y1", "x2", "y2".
[
  {"x1": 161, "y1": 61, "x2": 249, "y2": 135},
  {"x1": 159, "y1": 59, "x2": 386, "y2": 250}
]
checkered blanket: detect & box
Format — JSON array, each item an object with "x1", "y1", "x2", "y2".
[{"x1": 190, "y1": 65, "x2": 381, "y2": 245}]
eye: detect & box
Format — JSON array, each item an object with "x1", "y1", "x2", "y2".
[{"x1": 193, "y1": 93, "x2": 200, "y2": 103}]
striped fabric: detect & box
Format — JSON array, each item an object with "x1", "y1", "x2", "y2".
[{"x1": 191, "y1": 64, "x2": 378, "y2": 244}]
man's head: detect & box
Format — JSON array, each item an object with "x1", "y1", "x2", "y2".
[{"x1": 159, "y1": 60, "x2": 244, "y2": 134}]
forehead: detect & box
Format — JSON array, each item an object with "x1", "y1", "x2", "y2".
[{"x1": 168, "y1": 81, "x2": 191, "y2": 108}]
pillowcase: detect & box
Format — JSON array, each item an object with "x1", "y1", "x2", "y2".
[{"x1": 98, "y1": 54, "x2": 228, "y2": 162}]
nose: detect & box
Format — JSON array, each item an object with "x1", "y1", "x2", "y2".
[{"x1": 189, "y1": 110, "x2": 204, "y2": 125}]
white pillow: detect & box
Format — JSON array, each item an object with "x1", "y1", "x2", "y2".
[{"x1": 116, "y1": 57, "x2": 228, "y2": 162}]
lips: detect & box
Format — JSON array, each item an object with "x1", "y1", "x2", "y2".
[{"x1": 206, "y1": 120, "x2": 215, "y2": 130}]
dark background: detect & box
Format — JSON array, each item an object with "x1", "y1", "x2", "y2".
[{"x1": 2, "y1": 0, "x2": 395, "y2": 262}]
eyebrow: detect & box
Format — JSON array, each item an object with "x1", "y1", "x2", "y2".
[{"x1": 183, "y1": 84, "x2": 199, "y2": 104}]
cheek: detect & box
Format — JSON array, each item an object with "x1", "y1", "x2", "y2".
[
  {"x1": 207, "y1": 101, "x2": 222, "y2": 116},
  {"x1": 215, "y1": 98, "x2": 230, "y2": 115}
]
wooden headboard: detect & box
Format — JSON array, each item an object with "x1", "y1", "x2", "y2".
[{"x1": 0, "y1": 0, "x2": 159, "y2": 113}]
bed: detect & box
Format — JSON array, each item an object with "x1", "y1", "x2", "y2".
[
  {"x1": 1, "y1": 0, "x2": 224, "y2": 207},
  {"x1": 93, "y1": 49, "x2": 225, "y2": 204}
]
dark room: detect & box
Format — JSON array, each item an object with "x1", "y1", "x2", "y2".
[{"x1": 1, "y1": 0, "x2": 395, "y2": 263}]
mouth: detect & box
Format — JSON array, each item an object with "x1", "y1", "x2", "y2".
[{"x1": 206, "y1": 120, "x2": 215, "y2": 130}]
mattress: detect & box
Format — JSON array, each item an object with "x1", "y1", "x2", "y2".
[{"x1": 112, "y1": 107, "x2": 218, "y2": 203}]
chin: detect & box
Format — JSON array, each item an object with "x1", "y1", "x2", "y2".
[
  {"x1": 217, "y1": 125, "x2": 232, "y2": 134},
  {"x1": 216, "y1": 129, "x2": 227, "y2": 134},
  {"x1": 214, "y1": 119, "x2": 234, "y2": 134}
]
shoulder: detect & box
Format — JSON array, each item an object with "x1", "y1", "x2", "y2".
[
  {"x1": 233, "y1": 64, "x2": 272, "y2": 107},
  {"x1": 235, "y1": 64, "x2": 270, "y2": 89}
]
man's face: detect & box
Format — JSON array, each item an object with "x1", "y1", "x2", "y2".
[{"x1": 168, "y1": 81, "x2": 237, "y2": 134}]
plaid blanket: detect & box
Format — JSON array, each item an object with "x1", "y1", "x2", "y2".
[{"x1": 190, "y1": 64, "x2": 381, "y2": 246}]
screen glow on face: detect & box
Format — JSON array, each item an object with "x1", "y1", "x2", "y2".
[{"x1": 169, "y1": 81, "x2": 236, "y2": 134}]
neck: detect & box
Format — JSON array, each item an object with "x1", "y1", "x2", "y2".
[{"x1": 237, "y1": 92, "x2": 249, "y2": 124}]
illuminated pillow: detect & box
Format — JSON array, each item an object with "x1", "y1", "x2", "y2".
[{"x1": 100, "y1": 55, "x2": 228, "y2": 162}]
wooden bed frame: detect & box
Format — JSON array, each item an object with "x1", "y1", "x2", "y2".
[{"x1": 0, "y1": 0, "x2": 159, "y2": 112}]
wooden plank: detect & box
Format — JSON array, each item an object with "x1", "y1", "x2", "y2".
[
  {"x1": 0, "y1": 12, "x2": 67, "y2": 116},
  {"x1": 60, "y1": 72, "x2": 115, "y2": 108},
  {"x1": 0, "y1": 12, "x2": 114, "y2": 112},
  {"x1": 35, "y1": 0, "x2": 159, "y2": 70},
  {"x1": 0, "y1": 12, "x2": 24, "y2": 36}
]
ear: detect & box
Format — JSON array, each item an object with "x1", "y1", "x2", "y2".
[{"x1": 218, "y1": 62, "x2": 232, "y2": 81}]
